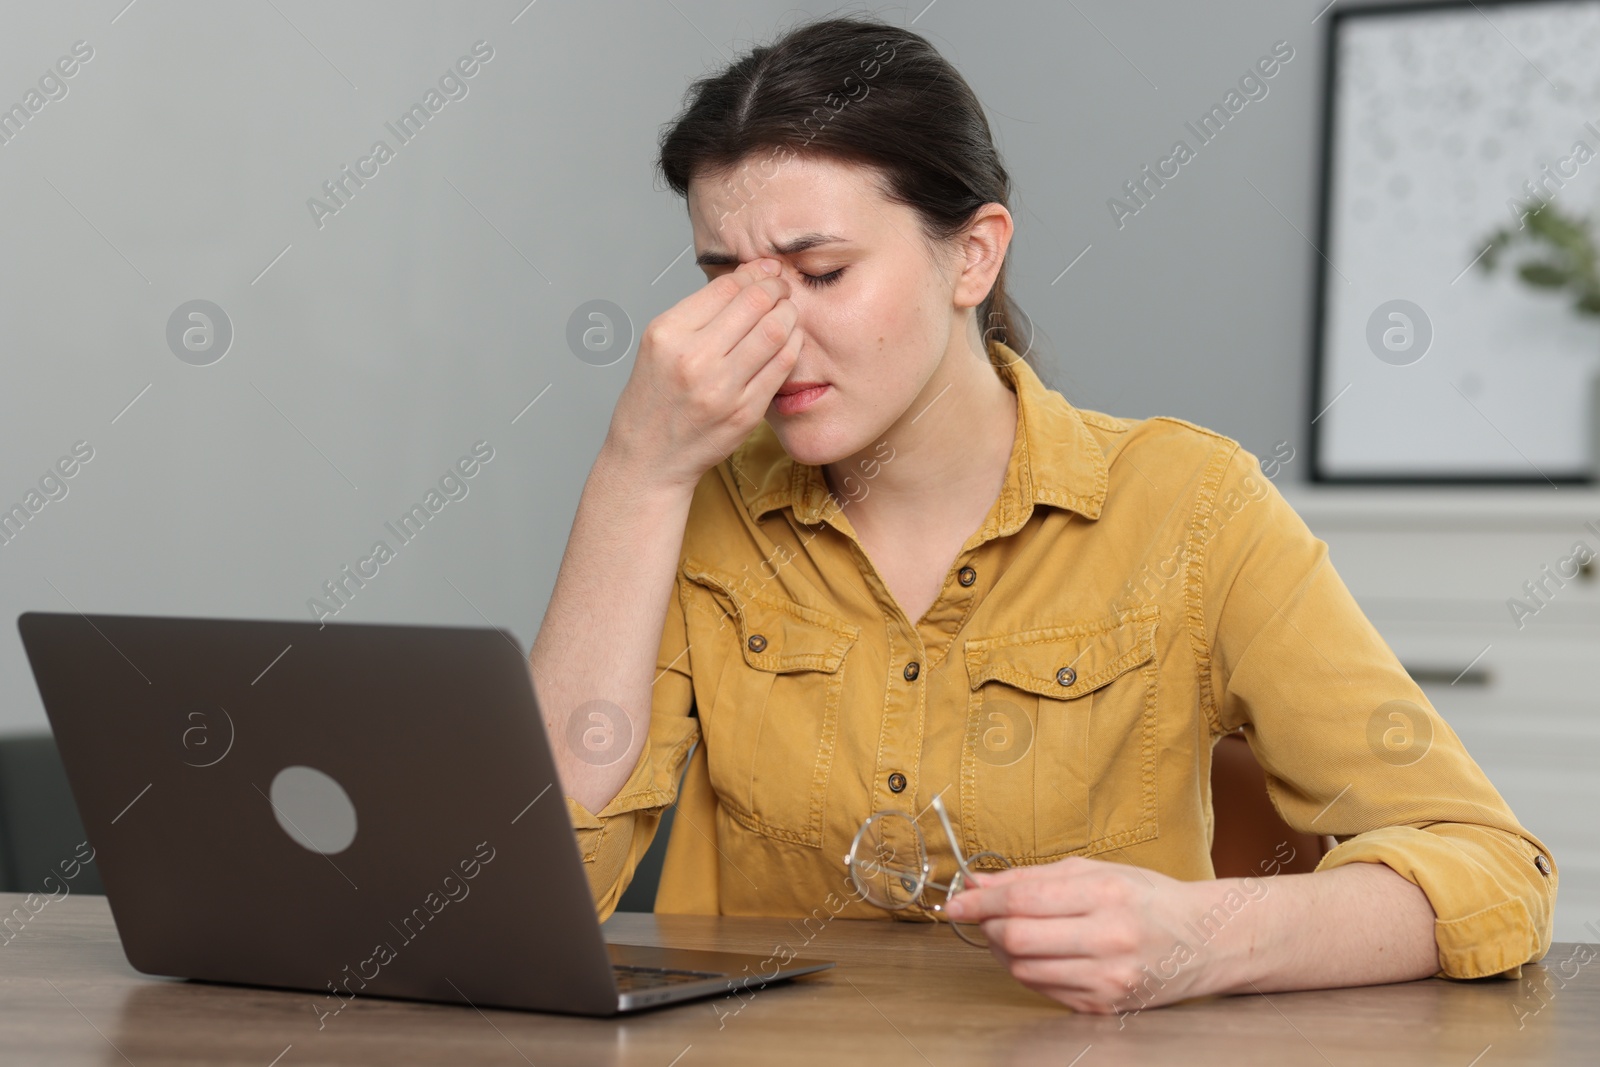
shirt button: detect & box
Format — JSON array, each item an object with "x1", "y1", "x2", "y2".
[
  {"x1": 747, "y1": 634, "x2": 767, "y2": 653},
  {"x1": 887, "y1": 772, "x2": 907, "y2": 793},
  {"x1": 1535, "y1": 854, "x2": 1552, "y2": 877},
  {"x1": 903, "y1": 661, "x2": 920, "y2": 681},
  {"x1": 1056, "y1": 666, "x2": 1077, "y2": 686},
  {"x1": 957, "y1": 566, "x2": 976, "y2": 587}
]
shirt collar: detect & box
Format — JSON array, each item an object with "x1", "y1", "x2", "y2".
[{"x1": 733, "y1": 341, "x2": 1109, "y2": 530}]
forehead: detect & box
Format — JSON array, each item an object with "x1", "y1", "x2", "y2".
[{"x1": 687, "y1": 153, "x2": 897, "y2": 260}]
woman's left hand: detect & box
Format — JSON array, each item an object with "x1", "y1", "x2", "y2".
[{"x1": 941, "y1": 855, "x2": 1243, "y2": 1015}]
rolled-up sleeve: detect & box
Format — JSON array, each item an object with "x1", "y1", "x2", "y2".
[
  {"x1": 564, "y1": 569, "x2": 700, "y2": 923},
  {"x1": 1195, "y1": 443, "x2": 1556, "y2": 979}
]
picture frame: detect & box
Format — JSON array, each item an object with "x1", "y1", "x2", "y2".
[{"x1": 1308, "y1": 0, "x2": 1600, "y2": 484}]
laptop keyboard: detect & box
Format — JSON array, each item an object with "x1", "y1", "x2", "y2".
[{"x1": 612, "y1": 964, "x2": 724, "y2": 991}]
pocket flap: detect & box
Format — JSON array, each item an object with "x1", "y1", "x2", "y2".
[
  {"x1": 684, "y1": 558, "x2": 859, "y2": 673},
  {"x1": 965, "y1": 608, "x2": 1157, "y2": 699}
]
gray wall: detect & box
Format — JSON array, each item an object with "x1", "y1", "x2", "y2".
[{"x1": 1, "y1": 0, "x2": 1346, "y2": 735}]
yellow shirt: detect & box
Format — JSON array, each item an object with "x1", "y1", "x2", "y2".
[{"x1": 563, "y1": 341, "x2": 1556, "y2": 980}]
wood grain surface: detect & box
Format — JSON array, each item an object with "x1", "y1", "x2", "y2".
[{"x1": 1, "y1": 892, "x2": 1592, "y2": 1066}]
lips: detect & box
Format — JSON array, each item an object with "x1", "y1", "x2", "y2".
[{"x1": 772, "y1": 382, "x2": 829, "y2": 415}]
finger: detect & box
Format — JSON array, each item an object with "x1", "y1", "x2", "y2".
[
  {"x1": 697, "y1": 274, "x2": 793, "y2": 375},
  {"x1": 1005, "y1": 955, "x2": 1123, "y2": 992},
  {"x1": 673, "y1": 258, "x2": 783, "y2": 333},
  {"x1": 724, "y1": 290, "x2": 799, "y2": 391},
  {"x1": 948, "y1": 875, "x2": 1099, "y2": 922},
  {"x1": 991, "y1": 944, "x2": 1156, "y2": 1005},
  {"x1": 675, "y1": 265, "x2": 787, "y2": 355},
  {"x1": 952, "y1": 856, "x2": 1110, "y2": 914},
  {"x1": 977, "y1": 915, "x2": 1108, "y2": 959},
  {"x1": 741, "y1": 321, "x2": 802, "y2": 402}
]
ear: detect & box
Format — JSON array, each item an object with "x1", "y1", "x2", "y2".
[{"x1": 952, "y1": 203, "x2": 1014, "y2": 311}]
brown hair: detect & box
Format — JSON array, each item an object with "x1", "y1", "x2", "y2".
[{"x1": 655, "y1": 13, "x2": 1041, "y2": 372}]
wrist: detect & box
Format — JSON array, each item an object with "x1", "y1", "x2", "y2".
[
  {"x1": 593, "y1": 439, "x2": 700, "y2": 504},
  {"x1": 1180, "y1": 875, "x2": 1279, "y2": 997},
  {"x1": 598, "y1": 436, "x2": 702, "y2": 494}
]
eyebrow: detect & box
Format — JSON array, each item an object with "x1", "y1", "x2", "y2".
[{"x1": 695, "y1": 232, "x2": 848, "y2": 267}]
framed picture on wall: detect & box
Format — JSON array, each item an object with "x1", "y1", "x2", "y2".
[{"x1": 1310, "y1": 0, "x2": 1600, "y2": 483}]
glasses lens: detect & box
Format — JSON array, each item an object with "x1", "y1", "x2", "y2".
[
  {"x1": 945, "y1": 850, "x2": 1009, "y2": 947},
  {"x1": 848, "y1": 811, "x2": 927, "y2": 909}
]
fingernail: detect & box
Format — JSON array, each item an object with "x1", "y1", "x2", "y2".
[{"x1": 758, "y1": 259, "x2": 780, "y2": 275}]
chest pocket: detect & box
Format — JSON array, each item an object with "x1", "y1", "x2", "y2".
[
  {"x1": 961, "y1": 606, "x2": 1159, "y2": 864},
  {"x1": 683, "y1": 559, "x2": 860, "y2": 849}
]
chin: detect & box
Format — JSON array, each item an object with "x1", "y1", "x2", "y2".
[{"x1": 765, "y1": 418, "x2": 860, "y2": 467}]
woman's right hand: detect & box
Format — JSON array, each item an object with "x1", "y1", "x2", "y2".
[{"x1": 603, "y1": 257, "x2": 803, "y2": 490}]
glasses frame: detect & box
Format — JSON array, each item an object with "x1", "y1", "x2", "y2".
[{"x1": 843, "y1": 789, "x2": 1008, "y2": 946}]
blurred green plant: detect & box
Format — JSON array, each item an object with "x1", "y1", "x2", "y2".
[{"x1": 1477, "y1": 203, "x2": 1600, "y2": 317}]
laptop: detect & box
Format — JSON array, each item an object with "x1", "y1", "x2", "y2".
[{"x1": 16, "y1": 611, "x2": 834, "y2": 1017}]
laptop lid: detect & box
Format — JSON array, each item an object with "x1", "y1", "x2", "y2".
[{"x1": 18, "y1": 610, "x2": 665, "y2": 1017}]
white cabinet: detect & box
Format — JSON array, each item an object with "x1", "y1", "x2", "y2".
[{"x1": 1278, "y1": 486, "x2": 1600, "y2": 943}]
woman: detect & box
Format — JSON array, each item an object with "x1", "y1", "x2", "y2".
[{"x1": 531, "y1": 14, "x2": 1554, "y2": 1015}]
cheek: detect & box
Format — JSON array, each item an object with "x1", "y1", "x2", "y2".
[
  {"x1": 810, "y1": 277, "x2": 930, "y2": 372},
  {"x1": 851, "y1": 269, "x2": 929, "y2": 337},
  {"x1": 785, "y1": 267, "x2": 947, "y2": 431}
]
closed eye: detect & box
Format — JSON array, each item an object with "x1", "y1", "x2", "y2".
[{"x1": 802, "y1": 268, "x2": 846, "y2": 289}]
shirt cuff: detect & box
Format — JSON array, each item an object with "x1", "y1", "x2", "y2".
[
  {"x1": 1314, "y1": 824, "x2": 1555, "y2": 980},
  {"x1": 561, "y1": 715, "x2": 700, "y2": 919}
]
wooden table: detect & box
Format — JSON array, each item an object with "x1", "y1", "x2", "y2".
[{"x1": 2, "y1": 893, "x2": 1594, "y2": 1065}]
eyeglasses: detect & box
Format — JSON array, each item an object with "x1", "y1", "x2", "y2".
[{"x1": 843, "y1": 789, "x2": 1011, "y2": 947}]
